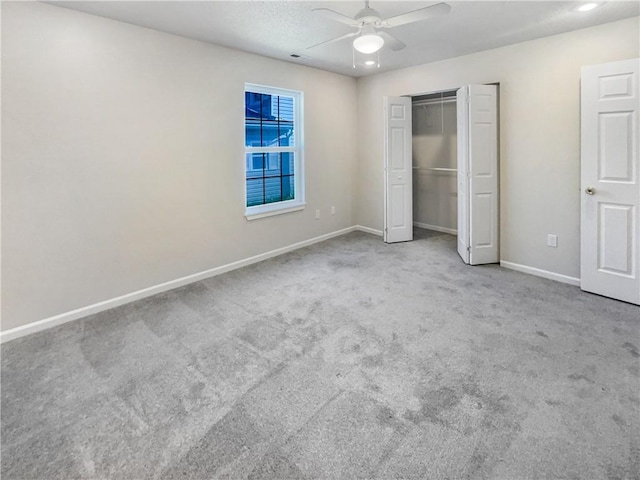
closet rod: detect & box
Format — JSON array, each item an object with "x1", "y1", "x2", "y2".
[
  {"x1": 413, "y1": 167, "x2": 457, "y2": 172},
  {"x1": 412, "y1": 98, "x2": 457, "y2": 107}
]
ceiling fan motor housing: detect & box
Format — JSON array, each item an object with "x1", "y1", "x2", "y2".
[{"x1": 355, "y1": 7, "x2": 382, "y2": 27}]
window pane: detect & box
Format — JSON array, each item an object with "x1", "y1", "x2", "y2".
[
  {"x1": 282, "y1": 175, "x2": 294, "y2": 201},
  {"x1": 246, "y1": 153, "x2": 264, "y2": 177},
  {"x1": 276, "y1": 96, "x2": 295, "y2": 148},
  {"x1": 262, "y1": 112, "x2": 280, "y2": 147},
  {"x1": 281, "y1": 152, "x2": 294, "y2": 176},
  {"x1": 245, "y1": 91, "x2": 295, "y2": 148},
  {"x1": 245, "y1": 92, "x2": 269, "y2": 147},
  {"x1": 246, "y1": 152, "x2": 296, "y2": 207},
  {"x1": 246, "y1": 178, "x2": 264, "y2": 207},
  {"x1": 264, "y1": 177, "x2": 282, "y2": 204},
  {"x1": 265, "y1": 152, "x2": 280, "y2": 176}
]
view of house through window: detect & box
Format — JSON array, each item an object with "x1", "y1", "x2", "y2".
[{"x1": 244, "y1": 85, "x2": 303, "y2": 215}]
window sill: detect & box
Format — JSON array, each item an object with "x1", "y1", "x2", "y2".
[{"x1": 245, "y1": 202, "x2": 306, "y2": 221}]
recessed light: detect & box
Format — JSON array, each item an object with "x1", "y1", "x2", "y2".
[
  {"x1": 365, "y1": 60, "x2": 376, "y2": 66},
  {"x1": 577, "y1": 2, "x2": 599, "y2": 12}
]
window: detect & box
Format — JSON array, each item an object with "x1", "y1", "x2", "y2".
[{"x1": 245, "y1": 84, "x2": 304, "y2": 219}]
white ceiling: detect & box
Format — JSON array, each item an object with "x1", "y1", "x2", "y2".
[{"x1": 48, "y1": 1, "x2": 640, "y2": 77}]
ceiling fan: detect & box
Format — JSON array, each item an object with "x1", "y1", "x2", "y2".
[{"x1": 308, "y1": 1, "x2": 451, "y2": 54}]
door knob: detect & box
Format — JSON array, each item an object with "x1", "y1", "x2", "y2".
[
  {"x1": 585, "y1": 187, "x2": 596, "y2": 195},
  {"x1": 398, "y1": 175, "x2": 402, "y2": 179}
]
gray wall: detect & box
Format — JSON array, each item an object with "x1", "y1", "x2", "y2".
[
  {"x1": 1, "y1": 2, "x2": 358, "y2": 331},
  {"x1": 356, "y1": 17, "x2": 639, "y2": 280},
  {"x1": 412, "y1": 100, "x2": 457, "y2": 233}
]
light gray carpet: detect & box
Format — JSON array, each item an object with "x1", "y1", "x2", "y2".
[{"x1": 1, "y1": 229, "x2": 639, "y2": 479}]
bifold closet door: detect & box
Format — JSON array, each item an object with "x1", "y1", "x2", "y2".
[
  {"x1": 457, "y1": 85, "x2": 499, "y2": 265},
  {"x1": 383, "y1": 96, "x2": 413, "y2": 243}
]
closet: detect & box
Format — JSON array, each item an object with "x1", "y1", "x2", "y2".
[
  {"x1": 384, "y1": 85, "x2": 498, "y2": 264},
  {"x1": 411, "y1": 91, "x2": 458, "y2": 235}
]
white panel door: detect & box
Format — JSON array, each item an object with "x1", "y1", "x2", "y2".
[
  {"x1": 457, "y1": 86, "x2": 470, "y2": 263},
  {"x1": 457, "y1": 85, "x2": 499, "y2": 265},
  {"x1": 384, "y1": 96, "x2": 413, "y2": 243},
  {"x1": 469, "y1": 84, "x2": 499, "y2": 265},
  {"x1": 581, "y1": 58, "x2": 640, "y2": 305}
]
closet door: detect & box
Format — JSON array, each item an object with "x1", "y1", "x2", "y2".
[
  {"x1": 457, "y1": 87, "x2": 470, "y2": 263},
  {"x1": 457, "y1": 85, "x2": 499, "y2": 265},
  {"x1": 383, "y1": 96, "x2": 413, "y2": 243}
]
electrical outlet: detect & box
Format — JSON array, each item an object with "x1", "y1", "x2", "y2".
[
  {"x1": 331, "y1": 206, "x2": 336, "y2": 215},
  {"x1": 315, "y1": 209, "x2": 320, "y2": 220},
  {"x1": 547, "y1": 234, "x2": 558, "y2": 248}
]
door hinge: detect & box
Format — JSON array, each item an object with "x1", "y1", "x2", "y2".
[{"x1": 467, "y1": 246, "x2": 471, "y2": 252}]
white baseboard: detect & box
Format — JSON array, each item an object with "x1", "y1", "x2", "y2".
[
  {"x1": 1, "y1": 226, "x2": 360, "y2": 344},
  {"x1": 413, "y1": 222, "x2": 457, "y2": 235},
  {"x1": 355, "y1": 225, "x2": 383, "y2": 236},
  {"x1": 500, "y1": 261, "x2": 580, "y2": 287}
]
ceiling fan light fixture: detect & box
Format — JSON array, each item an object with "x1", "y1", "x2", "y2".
[{"x1": 353, "y1": 33, "x2": 384, "y2": 54}]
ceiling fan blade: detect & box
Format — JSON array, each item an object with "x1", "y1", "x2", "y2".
[
  {"x1": 377, "y1": 31, "x2": 406, "y2": 51},
  {"x1": 382, "y1": 2, "x2": 451, "y2": 28},
  {"x1": 306, "y1": 31, "x2": 359, "y2": 50},
  {"x1": 312, "y1": 8, "x2": 360, "y2": 27}
]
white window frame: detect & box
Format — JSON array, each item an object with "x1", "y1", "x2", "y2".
[{"x1": 244, "y1": 83, "x2": 305, "y2": 220}]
